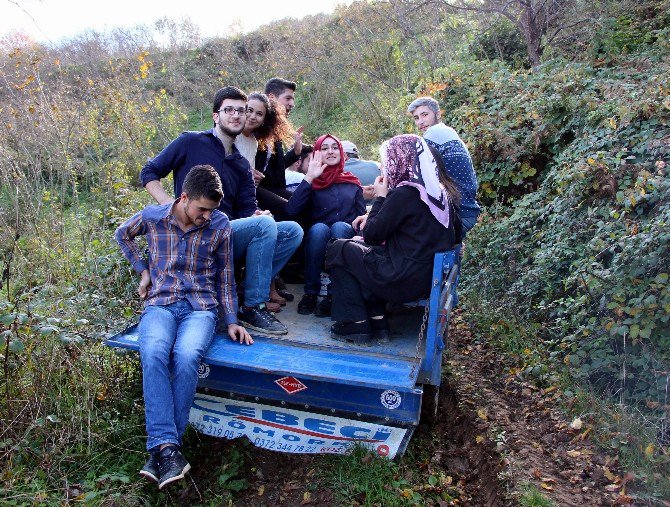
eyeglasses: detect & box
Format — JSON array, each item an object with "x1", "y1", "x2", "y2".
[{"x1": 217, "y1": 106, "x2": 246, "y2": 116}]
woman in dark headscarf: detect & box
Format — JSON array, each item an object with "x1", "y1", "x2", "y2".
[
  {"x1": 286, "y1": 134, "x2": 366, "y2": 317},
  {"x1": 326, "y1": 134, "x2": 461, "y2": 344}
]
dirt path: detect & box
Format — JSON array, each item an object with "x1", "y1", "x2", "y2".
[
  {"x1": 175, "y1": 309, "x2": 631, "y2": 506},
  {"x1": 442, "y1": 311, "x2": 630, "y2": 506}
]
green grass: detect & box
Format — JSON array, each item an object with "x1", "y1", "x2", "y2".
[{"x1": 518, "y1": 483, "x2": 555, "y2": 507}]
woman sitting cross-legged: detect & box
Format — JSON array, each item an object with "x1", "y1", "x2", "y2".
[
  {"x1": 325, "y1": 134, "x2": 462, "y2": 344},
  {"x1": 286, "y1": 134, "x2": 365, "y2": 317}
]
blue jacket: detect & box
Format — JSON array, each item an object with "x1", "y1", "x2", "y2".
[
  {"x1": 344, "y1": 158, "x2": 380, "y2": 186},
  {"x1": 424, "y1": 123, "x2": 480, "y2": 218},
  {"x1": 286, "y1": 180, "x2": 365, "y2": 226},
  {"x1": 140, "y1": 129, "x2": 257, "y2": 220}
]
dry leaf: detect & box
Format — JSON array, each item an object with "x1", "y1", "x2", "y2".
[
  {"x1": 476, "y1": 435, "x2": 485, "y2": 444},
  {"x1": 477, "y1": 408, "x2": 488, "y2": 421},
  {"x1": 603, "y1": 467, "x2": 619, "y2": 482},
  {"x1": 570, "y1": 417, "x2": 583, "y2": 430},
  {"x1": 645, "y1": 443, "x2": 655, "y2": 458},
  {"x1": 257, "y1": 485, "x2": 265, "y2": 496},
  {"x1": 540, "y1": 483, "x2": 554, "y2": 491},
  {"x1": 613, "y1": 494, "x2": 634, "y2": 505},
  {"x1": 540, "y1": 477, "x2": 556, "y2": 483},
  {"x1": 605, "y1": 484, "x2": 622, "y2": 492},
  {"x1": 566, "y1": 449, "x2": 582, "y2": 458},
  {"x1": 301, "y1": 491, "x2": 312, "y2": 505}
]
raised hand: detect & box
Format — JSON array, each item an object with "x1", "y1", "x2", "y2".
[
  {"x1": 305, "y1": 150, "x2": 326, "y2": 183},
  {"x1": 373, "y1": 174, "x2": 388, "y2": 198},
  {"x1": 293, "y1": 126, "x2": 304, "y2": 155}
]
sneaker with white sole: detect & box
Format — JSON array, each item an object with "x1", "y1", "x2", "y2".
[
  {"x1": 158, "y1": 446, "x2": 191, "y2": 490},
  {"x1": 237, "y1": 304, "x2": 288, "y2": 335}
]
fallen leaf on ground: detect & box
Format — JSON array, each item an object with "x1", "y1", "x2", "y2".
[
  {"x1": 257, "y1": 485, "x2": 265, "y2": 496},
  {"x1": 540, "y1": 483, "x2": 554, "y2": 491},
  {"x1": 603, "y1": 467, "x2": 619, "y2": 482},
  {"x1": 570, "y1": 417, "x2": 583, "y2": 430},
  {"x1": 566, "y1": 449, "x2": 582, "y2": 457},
  {"x1": 302, "y1": 491, "x2": 312, "y2": 504}
]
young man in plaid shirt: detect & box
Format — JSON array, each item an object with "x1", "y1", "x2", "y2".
[{"x1": 115, "y1": 165, "x2": 252, "y2": 489}]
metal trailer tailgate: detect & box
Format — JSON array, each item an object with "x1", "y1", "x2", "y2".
[{"x1": 106, "y1": 303, "x2": 426, "y2": 392}]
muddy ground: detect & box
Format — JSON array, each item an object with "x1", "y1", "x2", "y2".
[{"x1": 171, "y1": 310, "x2": 640, "y2": 506}]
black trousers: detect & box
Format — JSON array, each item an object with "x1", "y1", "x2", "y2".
[{"x1": 330, "y1": 265, "x2": 386, "y2": 323}]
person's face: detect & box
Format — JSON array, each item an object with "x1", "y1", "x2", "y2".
[
  {"x1": 213, "y1": 98, "x2": 247, "y2": 136},
  {"x1": 319, "y1": 138, "x2": 341, "y2": 167},
  {"x1": 245, "y1": 98, "x2": 267, "y2": 132},
  {"x1": 182, "y1": 195, "x2": 220, "y2": 226},
  {"x1": 273, "y1": 88, "x2": 295, "y2": 115},
  {"x1": 298, "y1": 156, "x2": 310, "y2": 174},
  {"x1": 412, "y1": 105, "x2": 440, "y2": 133}
]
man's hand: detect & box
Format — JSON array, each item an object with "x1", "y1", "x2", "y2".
[
  {"x1": 228, "y1": 324, "x2": 253, "y2": 345},
  {"x1": 304, "y1": 151, "x2": 326, "y2": 184},
  {"x1": 253, "y1": 209, "x2": 272, "y2": 216},
  {"x1": 352, "y1": 214, "x2": 368, "y2": 232},
  {"x1": 293, "y1": 126, "x2": 304, "y2": 155},
  {"x1": 138, "y1": 269, "x2": 151, "y2": 299},
  {"x1": 373, "y1": 174, "x2": 388, "y2": 198},
  {"x1": 252, "y1": 169, "x2": 264, "y2": 187},
  {"x1": 362, "y1": 185, "x2": 375, "y2": 200}
]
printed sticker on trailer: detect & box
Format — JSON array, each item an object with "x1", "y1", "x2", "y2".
[{"x1": 189, "y1": 393, "x2": 408, "y2": 458}]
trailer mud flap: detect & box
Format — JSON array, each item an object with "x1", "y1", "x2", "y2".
[{"x1": 190, "y1": 392, "x2": 413, "y2": 459}]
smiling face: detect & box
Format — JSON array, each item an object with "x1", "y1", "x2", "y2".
[
  {"x1": 213, "y1": 98, "x2": 246, "y2": 137},
  {"x1": 319, "y1": 138, "x2": 342, "y2": 167},
  {"x1": 244, "y1": 98, "x2": 267, "y2": 133},
  {"x1": 412, "y1": 105, "x2": 440, "y2": 133}
]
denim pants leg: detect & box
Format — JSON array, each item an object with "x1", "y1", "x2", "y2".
[
  {"x1": 304, "y1": 222, "x2": 354, "y2": 294},
  {"x1": 272, "y1": 221, "x2": 303, "y2": 279},
  {"x1": 138, "y1": 301, "x2": 216, "y2": 451},
  {"x1": 230, "y1": 215, "x2": 276, "y2": 307}
]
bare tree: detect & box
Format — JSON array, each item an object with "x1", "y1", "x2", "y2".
[{"x1": 439, "y1": 0, "x2": 589, "y2": 67}]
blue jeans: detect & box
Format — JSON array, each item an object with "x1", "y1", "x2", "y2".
[
  {"x1": 304, "y1": 222, "x2": 354, "y2": 294},
  {"x1": 231, "y1": 216, "x2": 303, "y2": 307},
  {"x1": 138, "y1": 300, "x2": 217, "y2": 451}
]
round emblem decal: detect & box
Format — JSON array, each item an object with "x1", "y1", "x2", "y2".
[
  {"x1": 197, "y1": 363, "x2": 210, "y2": 379},
  {"x1": 380, "y1": 390, "x2": 401, "y2": 409},
  {"x1": 376, "y1": 444, "x2": 390, "y2": 457}
]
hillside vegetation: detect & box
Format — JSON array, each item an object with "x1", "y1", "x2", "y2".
[{"x1": 1, "y1": 0, "x2": 669, "y2": 504}]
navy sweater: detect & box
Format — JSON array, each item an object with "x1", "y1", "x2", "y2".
[
  {"x1": 140, "y1": 129, "x2": 257, "y2": 220},
  {"x1": 286, "y1": 180, "x2": 365, "y2": 226}
]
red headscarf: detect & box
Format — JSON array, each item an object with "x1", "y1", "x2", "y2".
[{"x1": 311, "y1": 134, "x2": 362, "y2": 190}]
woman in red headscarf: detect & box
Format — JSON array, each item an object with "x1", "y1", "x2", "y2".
[
  {"x1": 325, "y1": 134, "x2": 462, "y2": 344},
  {"x1": 286, "y1": 134, "x2": 366, "y2": 317}
]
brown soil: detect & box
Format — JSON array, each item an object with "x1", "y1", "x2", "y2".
[{"x1": 169, "y1": 309, "x2": 635, "y2": 506}]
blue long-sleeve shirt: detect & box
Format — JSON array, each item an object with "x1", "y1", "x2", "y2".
[
  {"x1": 140, "y1": 129, "x2": 257, "y2": 220},
  {"x1": 424, "y1": 123, "x2": 480, "y2": 217},
  {"x1": 286, "y1": 180, "x2": 365, "y2": 226}
]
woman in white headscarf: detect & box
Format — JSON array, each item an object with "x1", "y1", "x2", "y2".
[{"x1": 325, "y1": 134, "x2": 462, "y2": 344}]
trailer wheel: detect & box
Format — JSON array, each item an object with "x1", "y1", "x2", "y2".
[{"x1": 421, "y1": 384, "x2": 440, "y2": 425}]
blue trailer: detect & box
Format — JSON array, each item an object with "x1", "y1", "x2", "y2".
[{"x1": 105, "y1": 249, "x2": 459, "y2": 459}]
